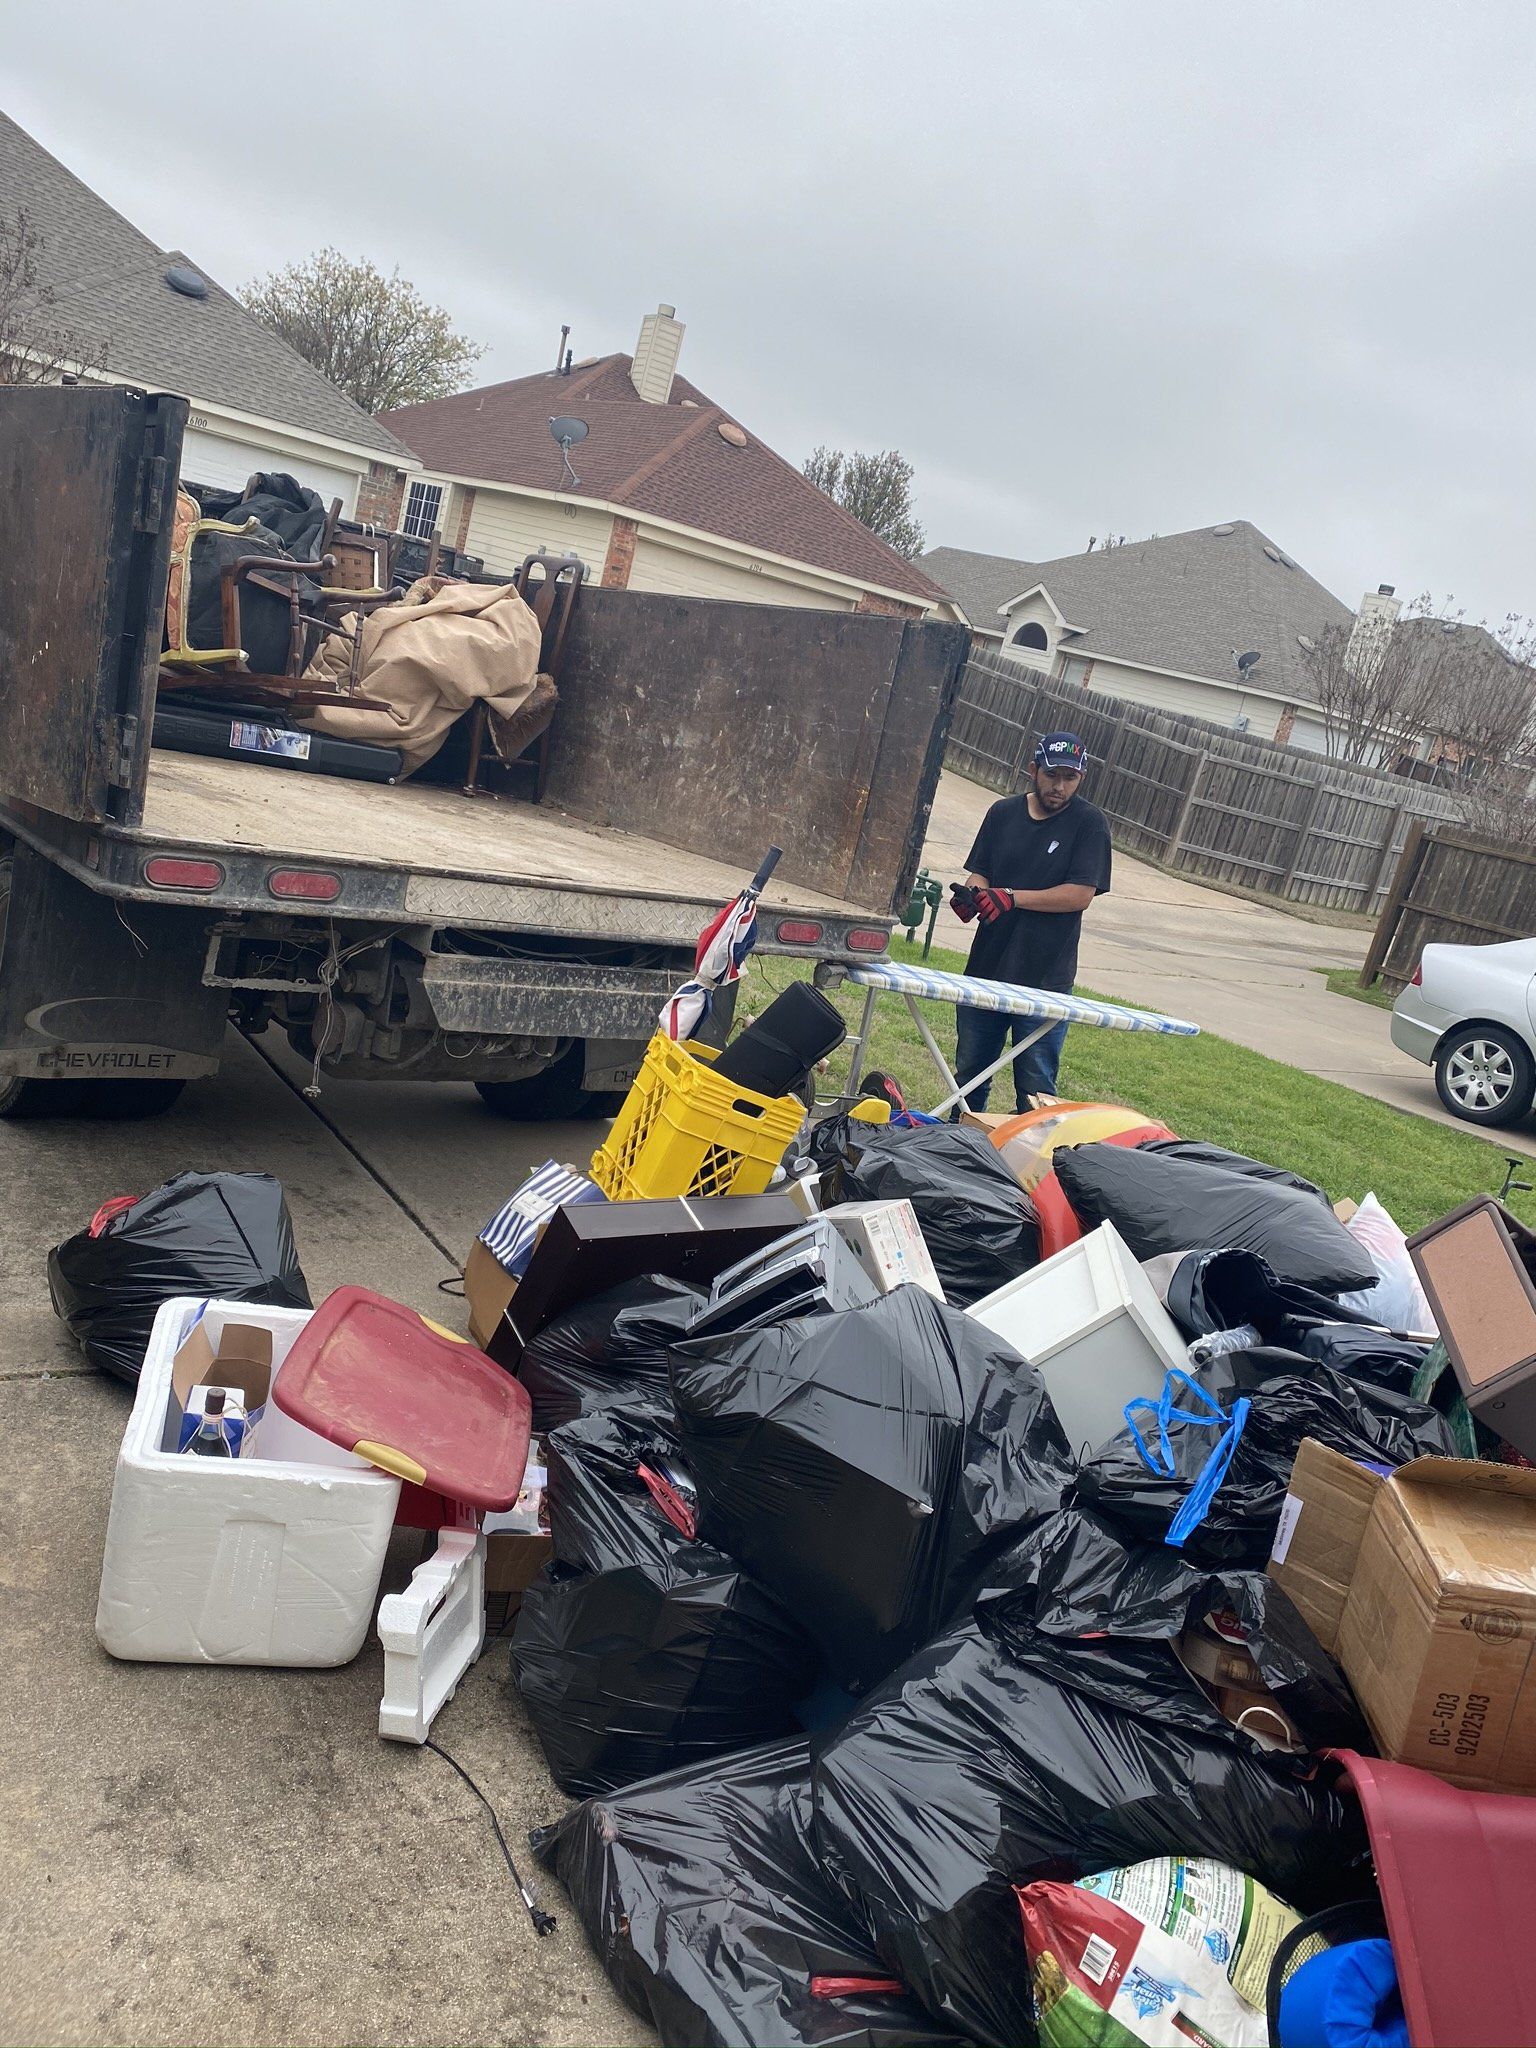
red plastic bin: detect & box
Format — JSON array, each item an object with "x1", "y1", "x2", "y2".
[
  {"x1": 272, "y1": 1286, "x2": 531, "y2": 1511},
  {"x1": 1329, "y1": 1748, "x2": 1536, "y2": 2048}
]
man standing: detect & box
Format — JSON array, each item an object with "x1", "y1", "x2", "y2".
[{"x1": 951, "y1": 731, "x2": 1112, "y2": 1110}]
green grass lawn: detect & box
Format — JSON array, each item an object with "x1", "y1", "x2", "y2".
[
  {"x1": 1324, "y1": 967, "x2": 1397, "y2": 1011},
  {"x1": 747, "y1": 935, "x2": 1534, "y2": 1235}
]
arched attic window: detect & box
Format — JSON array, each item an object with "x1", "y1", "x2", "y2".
[{"x1": 1011, "y1": 621, "x2": 1049, "y2": 650}]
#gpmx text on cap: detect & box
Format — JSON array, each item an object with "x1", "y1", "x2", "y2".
[{"x1": 1034, "y1": 731, "x2": 1087, "y2": 773}]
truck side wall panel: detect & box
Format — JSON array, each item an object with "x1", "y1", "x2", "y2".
[{"x1": 543, "y1": 591, "x2": 966, "y2": 914}]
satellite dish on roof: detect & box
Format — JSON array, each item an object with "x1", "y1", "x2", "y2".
[
  {"x1": 1234, "y1": 648, "x2": 1262, "y2": 675},
  {"x1": 549, "y1": 415, "x2": 588, "y2": 489}
]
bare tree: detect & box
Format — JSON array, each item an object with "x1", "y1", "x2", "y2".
[
  {"x1": 803, "y1": 446, "x2": 925, "y2": 556},
  {"x1": 0, "y1": 207, "x2": 108, "y2": 384},
  {"x1": 1430, "y1": 612, "x2": 1536, "y2": 775},
  {"x1": 243, "y1": 250, "x2": 484, "y2": 413},
  {"x1": 1297, "y1": 591, "x2": 1456, "y2": 767}
]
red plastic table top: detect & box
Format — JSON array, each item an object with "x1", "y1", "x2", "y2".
[
  {"x1": 272, "y1": 1287, "x2": 531, "y2": 1511},
  {"x1": 1329, "y1": 1748, "x2": 1536, "y2": 2048}
]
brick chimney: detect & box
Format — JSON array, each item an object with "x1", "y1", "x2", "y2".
[{"x1": 631, "y1": 304, "x2": 684, "y2": 404}]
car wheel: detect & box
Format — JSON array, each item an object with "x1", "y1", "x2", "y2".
[
  {"x1": 1434, "y1": 1024, "x2": 1536, "y2": 1127},
  {"x1": 83, "y1": 1078, "x2": 188, "y2": 1120}
]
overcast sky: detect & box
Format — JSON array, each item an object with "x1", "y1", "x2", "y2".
[{"x1": 7, "y1": 1, "x2": 1534, "y2": 621}]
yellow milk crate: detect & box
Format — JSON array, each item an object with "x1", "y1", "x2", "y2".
[{"x1": 590, "y1": 1032, "x2": 807, "y2": 1201}]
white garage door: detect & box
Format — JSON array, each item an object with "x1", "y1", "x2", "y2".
[{"x1": 180, "y1": 425, "x2": 362, "y2": 516}]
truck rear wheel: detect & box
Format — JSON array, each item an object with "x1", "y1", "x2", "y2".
[
  {"x1": 84, "y1": 1079, "x2": 188, "y2": 1120},
  {"x1": 0, "y1": 850, "x2": 89, "y2": 1120},
  {"x1": 474, "y1": 1041, "x2": 623, "y2": 1122}
]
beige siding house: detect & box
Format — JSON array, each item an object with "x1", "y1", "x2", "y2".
[
  {"x1": 920, "y1": 525, "x2": 1361, "y2": 749},
  {"x1": 383, "y1": 309, "x2": 955, "y2": 620}
]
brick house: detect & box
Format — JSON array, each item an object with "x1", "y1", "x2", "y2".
[{"x1": 380, "y1": 307, "x2": 956, "y2": 620}]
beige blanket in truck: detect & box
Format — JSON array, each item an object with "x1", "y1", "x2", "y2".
[{"x1": 300, "y1": 577, "x2": 545, "y2": 775}]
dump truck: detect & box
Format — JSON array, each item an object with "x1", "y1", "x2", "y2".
[{"x1": 0, "y1": 386, "x2": 966, "y2": 1120}]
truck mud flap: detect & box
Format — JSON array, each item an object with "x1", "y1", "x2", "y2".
[
  {"x1": 0, "y1": 841, "x2": 224, "y2": 1081},
  {"x1": 419, "y1": 956, "x2": 680, "y2": 1043}
]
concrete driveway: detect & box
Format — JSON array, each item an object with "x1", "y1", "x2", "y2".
[
  {"x1": 922, "y1": 772, "x2": 1536, "y2": 1157},
  {"x1": 1, "y1": 1033, "x2": 649, "y2": 2048}
]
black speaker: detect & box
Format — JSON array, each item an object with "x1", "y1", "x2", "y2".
[{"x1": 712, "y1": 982, "x2": 847, "y2": 1098}]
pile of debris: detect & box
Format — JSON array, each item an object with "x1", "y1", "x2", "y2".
[{"x1": 52, "y1": 1041, "x2": 1536, "y2": 2047}]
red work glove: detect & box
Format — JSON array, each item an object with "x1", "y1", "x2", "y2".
[
  {"x1": 949, "y1": 883, "x2": 979, "y2": 922},
  {"x1": 974, "y1": 887, "x2": 1014, "y2": 924}
]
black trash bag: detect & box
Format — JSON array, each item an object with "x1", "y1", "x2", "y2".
[
  {"x1": 669, "y1": 1286, "x2": 1075, "y2": 1694},
  {"x1": 518, "y1": 1275, "x2": 699, "y2": 1435},
  {"x1": 221, "y1": 472, "x2": 328, "y2": 560},
  {"x1": 1290, "y1": 1321, "x2": 1431, "y2": 1399},
  {"x1": 983, "y1": 1506, "x2": 1367, "y2": 1750},
  {"x1": 1074, "y1": 1347, "x2": 1456, "y2": 1566},
  {"x1": 1056, "y1": 1142, "x2": 1376, "y2": 1295},
  {"x1": 533, "y1": 1737, "x2": 965, "y2": 2048},
  {"x1": 806, "y1": 1117, "x2": 1039, "y2": 1306},
  {"x1": 511, "y1": 1408, "x2": 818, "y2": 1796},
  {"x1": 1163, "y1": 1244, "x2": 1380, "y2": 1343},
  {"x1": 1138, "y1": 1139, "x2": 1329, "y2": 1202},
  {"x1": 47, "y1": 1171, "x2": 311, "y2": 1385},
  {"x1": 811, "y1": 1615, "x2": 1366, "y2": 2048}
]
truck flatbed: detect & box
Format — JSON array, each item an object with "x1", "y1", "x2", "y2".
[{"x1": 92, "y1": 751, "x2": 877, "y2": 947}]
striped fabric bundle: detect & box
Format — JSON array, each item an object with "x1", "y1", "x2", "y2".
[{"x1": 476, "y1": 1160, "x2": 605, "y2": 1279}]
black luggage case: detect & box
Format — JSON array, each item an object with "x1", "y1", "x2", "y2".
[{"x1": 152, "y1": 701, "x2": 402, "y2": 783}]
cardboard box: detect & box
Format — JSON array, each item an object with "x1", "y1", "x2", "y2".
[
  {"x1": 464, "y1": 1238, "x2": 519, "y2": 1352},
  {"x1": 1267, "y1": 1437, "x2": 1386, "y2": 1655},
  {"x1": 960, "y1": 1110, "x2": 1017, "y2": 1135},
  {"x1": 1408, "y1": 1198, "x2": 1536, "y2": 1459},
  {"x1": 485, "y1": 1530, "x2": 552, "y2": 1600},
  {"x1": 1337, "y1": 1456, "x2": 1536, "y2": 1792},
  {"x1": 824, "y1": 1199, "x2": 945, "y2": 1302},
  {"x1": 171, "y1": 1318, "x2": 273, "y2": 1456}
]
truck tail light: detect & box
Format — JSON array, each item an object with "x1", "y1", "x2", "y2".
[
  {"x1": 1411, "y1": 961, "x2": 1423, "y2": 987},
  {"x1": 846, "y1": 927, "x2": 890, "y2": 954},
  {"x1": 144, "y1": 856, "x2": 225, "y2": 891},
  {"x1": 268, "y1": 868, "x2": 342, "y2": 902},
  {"x1": 775, "y1": 919, "x2": 824, "y2": 945}
]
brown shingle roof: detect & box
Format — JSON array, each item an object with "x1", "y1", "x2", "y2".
[{"x1": 383, "y1": 356, "x2": 946, "y2": 604}]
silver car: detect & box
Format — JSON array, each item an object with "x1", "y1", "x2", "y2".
[{"x1": 1391, "y1": 937, "x2": 1536, "y2": 1126}]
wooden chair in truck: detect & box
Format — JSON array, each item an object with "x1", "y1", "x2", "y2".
[{"x1": 460, "y1": 550, "x2": 584, "y2": 800}]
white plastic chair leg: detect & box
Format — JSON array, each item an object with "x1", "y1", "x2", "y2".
[{"x1": 377, "y1": 1528, "x2": 486, "y2": 1744}]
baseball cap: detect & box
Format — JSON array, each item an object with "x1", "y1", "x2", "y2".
[{"x1": 1034, "y1": 731, "x2": 1088, "y2": 774}]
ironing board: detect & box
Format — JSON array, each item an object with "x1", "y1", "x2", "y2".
[{"x1": 825, "y1": 959, "x2": 1199, "y2": 1117}]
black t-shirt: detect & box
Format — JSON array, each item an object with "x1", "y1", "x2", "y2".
[{"x1": 964, "y1": 793, "x2": 1113, "y2": 992}]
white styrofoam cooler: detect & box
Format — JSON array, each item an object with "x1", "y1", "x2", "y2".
[
  {"x1": 96, "y1": 1298, "x2": 401, "y2": 1667},
  {"x1": 966, "y1": 1222, "x2": 1188, "y2": 1454}
]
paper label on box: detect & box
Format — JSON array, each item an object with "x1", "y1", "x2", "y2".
[{"x1": 1271, "y1": 1491, "x2": 1303, "y2": 1565}]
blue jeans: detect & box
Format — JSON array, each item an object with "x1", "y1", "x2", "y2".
[{"x1": 952, "y1": 1004, "x2": 1068, "y2": 1114}]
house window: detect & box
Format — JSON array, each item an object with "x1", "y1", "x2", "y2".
[
  {"x1": 401, "y1": 479, "x2": 444, "y2": 539},
  {"x1": 1011, "y1": 621, "x2": 1049, "y2": 650}
]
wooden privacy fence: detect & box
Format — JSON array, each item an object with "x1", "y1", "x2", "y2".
[
  {"x1": 1362, "y1": 824, "x2": 1536, "y2": 990},
  {"x1": 945, "y1": 649, "x2": 1462, "y2": 914}
]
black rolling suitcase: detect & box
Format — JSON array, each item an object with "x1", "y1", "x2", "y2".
[{"x1": 152, "y1": 701, "x2": 403, "y2": 783}]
